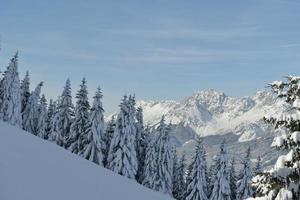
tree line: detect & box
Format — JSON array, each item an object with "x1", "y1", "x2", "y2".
[{"x1": 3, "y1": 52, "x2": 296, "y2": 200}]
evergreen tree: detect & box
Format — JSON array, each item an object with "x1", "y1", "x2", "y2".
[
  {"x1": 58, "y1": 79, "x2": 74, "y2": 148},
  {"x1": 0, "y1": 52, "x2": 22, "y2": 127},
  {"x1": 51, "y1": 97, "x2": 64, "y2": 146},
  {"x1": 45, "y1": 99, "x2": 56, "y2": 140},
  {"x1": 22, "y1": 82, "x2": 43, "y2": 135},
  {"x1": 185, "y1": 138, "x2": 208, "y2": 200},
  {"x1": 136, "y1": 106, "x2": 147, "y2": 182},
  {"x1": 103, "y1": 116, "x2": 116, "y2": 167},
  {"x1": 142, "y1": 127, "x2": 157, "y2": 189},
  {"x1": 173, "y1": 153, "x2": 187, "y2": 200},
  {"x1": 68, "y1": 78, "x2": 90, "y2": 154},
  {"x1": 37, "y1": 94, "x2": 47, "y2": 139},
  {"x1": 229, "y1": 158, "x2": 237, "y2": 200},
  {"x1": 255, "y1": 155, "x2": 262, "y2": 174},
  {"x1": 80, "y1": 87, "x2": 105, "y2": 165},
  {"x1": 153, "y1": 116, "x2": 173, "y2": 195},
  {"x1": 172, "y1": 148, "x2": 179, "y2": 198},
  {"x1": 236, "y1": 147, "x2": 254, "y2": 199},
  {"x1": 253, "y1": 76, "x2": 300, "y2": 199},
  {"x1": 107, "y1": 95, "x2": 138, "y2": 179},
  {"x1": 209, "y1": 141, "x2": 231, "y2": 200},
  {"x1": 20, "y1": 71, "x2": 30, "y2": 114}
]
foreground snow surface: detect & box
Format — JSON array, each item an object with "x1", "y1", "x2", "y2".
[{"x1": 0, "y1": 122, "x2": 172, "y2": 200}]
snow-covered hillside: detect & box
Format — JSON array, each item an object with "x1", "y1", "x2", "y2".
[{"x1": 0, "y1": 121, "x2": 172, "y2": 200}]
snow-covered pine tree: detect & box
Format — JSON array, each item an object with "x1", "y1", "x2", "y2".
[
  {"x1": 80, "y1": 87, "x2": 105, "y2": 165},
  {"x1": 236, "y1": 147, "x2": 254, "y2": 200},
  {"x1": 229, "y1": 158, "x2": 237, "y2": 200},
  {"x1": 45, "y1": 99, "x2": 56, "y2": 140},
  {"x1": 253, "y1": 76, "x2": 300, "y2": 199},
  {"x1": 103, "y1": 116, "x2": 116, "y2": 167},
  {"x1": 209, "y1": 141, "x2": 231, "y2": 200},
  {"x1": 172, "y1": 148, "x2": 179, "y2": 198},
  {"x1": 185, "y1": 137, "x2": 208, "y2": 200},
  {"x1": 20, "y1": 71, "x2": 30, "y2": 114},
  {"x1": 153, "y1": 116, "x2": 173, "y2": 196},
  {"x1": 173, "y1": 153, "x2": 187, "y2": 200},
  {"x1": 22, "y1": 82, "x2": 43, "y2": 135},
  {"x1": 68, "y1": 78, "x2": 90, "y2": 154},
  {"x1": 0, "y1": 52, "x2": 22, "y2": 127},
  {"x1": 136, "y1": 106, "x2": 147, "y2": 182},
  {"x1": 36, "y1": 94, "x2": 47, "y2": 139},
  {"x1": 142, "y1": 126, "x2": 157, "y2": 189},
  {"x1": 255, "y1": 155, "x2": 262, "y2": 175},
  {"x1": 107, "y1": 95, "x2": 138, "y2": 179},
  {"x1": 57, "y1": 79, "x2": 74, "y2": 148},
  {"x1": 50, "y1": 97, "x2": 64, "y2": 146}
]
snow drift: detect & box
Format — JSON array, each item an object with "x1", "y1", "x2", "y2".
[{"x1": 0, "y1": 121, "x2": 172, "y2": 200}]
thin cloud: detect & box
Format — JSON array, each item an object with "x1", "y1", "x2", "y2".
[{"x1": 93, "y1": 26, "x2": 261, "y2": 40}]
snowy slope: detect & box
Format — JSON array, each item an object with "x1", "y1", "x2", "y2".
[{"x1": 0, "y1": 121, "x2": 172, "y2": 200}]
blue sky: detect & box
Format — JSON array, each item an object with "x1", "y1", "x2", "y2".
[{"x1": 1, "y1": 0, "x2": 300, "y2": 114}]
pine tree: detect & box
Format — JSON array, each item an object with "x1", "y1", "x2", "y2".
[
  {"x1": 22, "y1": 82, "x2": 43, "y2": 135},
  {"x1": 153, "y1": 116, "x2": 173, "y2": 195},
  {"x1": 80, "y1": 87, "x2": 105, "y2": 165},
  {"x1": 253, "y1": 76, "x2": 300, "y2": 199},
  {"x1": 136, "y1": 106, "x2": 147, "y2": 182},
  {"x1": 229, "y1": 158, "x2": 237, "y2": 200},
  {"x1": 68, "y1": 78, "x2": 90, "y2": 154},
  {"x1": 255, "y1": 155, "x2": 262, "y2": 174},
  {"x1": 142, "y1": 127, "x2": 157, "y2": 189},
  {"x1": 107, "y1": 95, "x2": 138, "y2": 179},
  {"x1": 185, "y1": 138, "x2": 208, "y2": 200},
  {"x1": 172, "y1": 148, "x2": 179, "y2": 198},
  {"x1": 51, "y1": 97, "x2": 64, "y2": 146},
  {"x1": 57, "y1": 79, "x2": 74, "y2": 148},
  {"x1": 209, "y1": 141, "x2": 231, "y2": 200},
  {"x1": 173, "y1": 153, "x2": 187, "y2": 200},
  {"x1": 0, "y1": 52, "x2": 22, "y2": 127},
  {"x1": 20, "y1": 71, "x2": 30, "y2": 114},
  {"x1": 45, "y1": 99, "x2": 56, "y2": 140},
  {"x1": 36, "y1": 94, "x2": 47, "y2": 139},
  {"x1": 236, "y1": 147, "x2": 254, "y2": 199},
  {"x1": 103, "y1": 116, "x2": 116, "y2": 167}
]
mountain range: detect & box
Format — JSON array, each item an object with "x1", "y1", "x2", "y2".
[{"x1": 137, "y1": 89, "x2": 288, "y2": 168}]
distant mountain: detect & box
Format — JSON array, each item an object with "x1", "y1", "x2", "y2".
[{"x1": 137, "y1": 89, "x2": 288, "y2": 168}]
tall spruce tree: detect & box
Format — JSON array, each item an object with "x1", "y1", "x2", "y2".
[
  {"x1": 253, "y1": 76, "x2": 300, "y2": 199},
  {"x1": 173, "y1": 153, "x2": 187, "y2": 200},
  {"x1": 142, "y1": 127, "x2": 157, "y2": 189},
  {"x1": 80, "y1": 87, "x2": 105, "y2": 165},
  {"x1": 45, "y1": 99, "x2": 56, "y2": 140},
  {"x1": 0, "y1": 52, "x2": 22, "y2": 127},
  {"x1": 136, "y1": 106, "x2": 147, "y2": 182},
  {"x1": 20, "y1": 71, "x2": 30, "y2": 114},
  {"x1": 51, "y1": 97, "x2": 64, "y2": 145},
  {"x1": 229, "y1": 158, "x2": 237, "y2": 200},
  {"x1": 236, "y1": 147, "x2": 254, "y2": 199},
  {"x1": 103, "y1": 116, "x2": 116, "y2": 167},
  {"x1": 153, "y1": 116, "x2": 173, "y2": 195},
  {"x1": 22, "y1": 82, "x2": 43, "y2": 135},
  {"x1": 68, "y1": 78, "x2": 90, "y2": 154},
  {"x1": 185, "y1": 138, "x2": 208, "y2": 200},
  {"x1": 107, "y1": 95, "x2": 138, "y2": 179},
  {"x1": 209, "y1": 141, "x2": 231, "y2": 200},
  {"x1": 37, "y1": 94, "x2": 47, "y2": 139},
  {"x1": 58, "y1": 79, "x2": 74, "y2": 148},
  {"x1": 255, "y1": 155, "x2": 262, "y2": 174}
]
